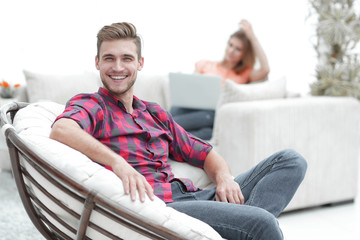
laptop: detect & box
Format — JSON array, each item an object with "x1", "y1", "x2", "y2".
[{"x1": 168, "y1": 72, "x2": 222, "y2": 110}]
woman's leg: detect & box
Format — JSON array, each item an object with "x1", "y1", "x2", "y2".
[
  {"x1": 171, "y1": 109, "x2": 215, "y2": 130},
  {"x1": 170, "y1": 107, "x2": 215, "y2": 139},
  {"x1": 188, "y1": 127, "x2": 213, "y2": 140},
  {"x1": 170, "y1": 106, "x2": 197, "y2": 116}
]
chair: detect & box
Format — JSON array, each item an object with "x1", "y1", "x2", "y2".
[{"x1": 0, "y1": 101, "x2": 222, "y2": 240}]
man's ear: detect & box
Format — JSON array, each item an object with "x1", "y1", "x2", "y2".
[
  {"x1": 95, "y1": 56, "x2": 100, "y2": 70},
  {"x1": 138, "y1": 57, "x2": 144, "y2": 71}
]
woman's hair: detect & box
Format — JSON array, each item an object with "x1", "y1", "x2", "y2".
[
  {"x1": 221, "y1": 30, "x2": 255, "y2": 74},
  {"x1": 96, "y1": 22, "x2": 142, "y2": 60}
]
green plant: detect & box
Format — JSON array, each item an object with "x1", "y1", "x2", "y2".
[{"x1": 309, "y1": 0, "x2": 360, "y2": 98}]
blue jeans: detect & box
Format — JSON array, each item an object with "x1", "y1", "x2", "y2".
[
  {"x1": 167, "y1": 149, "x2": 307, "y2": 240},
  {"x1": 170, "y1": 106, "x2": 215, "y2": 140}
]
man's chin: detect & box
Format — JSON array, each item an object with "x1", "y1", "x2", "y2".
[{"x1": 101, "y1": 77, "x2": 136, "y2": 98}]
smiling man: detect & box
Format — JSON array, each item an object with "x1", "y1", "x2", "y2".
[
  {"x1": 95, "y1": 29, "x2": 143, "y2": 109},
  {"x1": 50, "y1": 22, "x2": 307, "y2": 240}
]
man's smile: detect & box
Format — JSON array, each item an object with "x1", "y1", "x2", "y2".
[{"x1": 110, "y1": 75, "x2": 127, "y2": 80}]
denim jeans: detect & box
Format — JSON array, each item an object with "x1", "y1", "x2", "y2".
[
  {"x1": 167, "y1": 149, "x2": 307, "y2": 240},
  {"x1": 170, "y1": 106, "x2": 215, "y2": 140}
]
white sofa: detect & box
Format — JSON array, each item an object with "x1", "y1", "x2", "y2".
[{"x1": 1, "y1": 70, "x2": 360, "y2": 213}]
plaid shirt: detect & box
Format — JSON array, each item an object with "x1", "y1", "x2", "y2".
[{"x1": 55, "y1": 87, "x2": 212, "y2": 203}]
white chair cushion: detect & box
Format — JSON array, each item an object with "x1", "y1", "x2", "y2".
[{"x1": 13, "y1": 102, "x2": 222, "y2": 240}]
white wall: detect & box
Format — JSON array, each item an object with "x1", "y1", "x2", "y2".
[{"x1": 0, "y1": 0, "x2": 317, "y2": 94}]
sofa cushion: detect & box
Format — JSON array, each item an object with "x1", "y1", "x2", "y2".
[
  {"x1": 218, "y1": 77, "x2": 287, "y2": 106},
  {"x1": 23, "y1": 70, "x2": 102, "y2": 104},
  {"x1": 13, "y1": 102, "x2": 221, "y2": 240}
]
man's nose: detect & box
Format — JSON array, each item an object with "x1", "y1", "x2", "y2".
[{"x1": 113, "y1": 59, "x2": 125, "y2": 71}]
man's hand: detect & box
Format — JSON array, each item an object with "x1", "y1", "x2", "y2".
[
  {"x1": 203, "y1": 150, "x2": 245, "y2": 204},
  {"x1": 111, "y1": 158, "x2": 154, "y2": 203},
  {"x1": 215, "y1": 174, "x2": 244, "y2": 204}
]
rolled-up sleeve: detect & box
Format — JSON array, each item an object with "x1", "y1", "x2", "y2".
[
  {"x1": 53, "y1": 94, "x2": 103, "y2": 135},
  {"x1": 167, "y1": 113, "x2": 213, "y2": 169}
]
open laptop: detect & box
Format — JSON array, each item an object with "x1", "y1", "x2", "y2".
[{"x1": 169, "y1": 72, "x2": 222, "y2": 110}]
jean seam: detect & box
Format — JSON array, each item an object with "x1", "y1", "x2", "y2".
[{"x1": 240, "y1": 155, "x2": 282, "y2": 202}]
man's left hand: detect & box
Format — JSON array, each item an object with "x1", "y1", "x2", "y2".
[{"x1": 215, "y1": 175, "x2": 244, "y2": 204}]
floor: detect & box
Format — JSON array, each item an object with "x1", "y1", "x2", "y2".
[
  {"x1": 279, "y1": 186, "x2": 360, "y2": 239},
  {"x1": 1, "y1": 169, "x2": 359, "y2": 239}
]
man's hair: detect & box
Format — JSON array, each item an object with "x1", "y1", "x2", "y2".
[{"x1": 97, "y1": 22, "x2": 142, "y2": 60}]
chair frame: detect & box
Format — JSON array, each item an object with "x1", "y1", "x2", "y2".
[{"x1": 0, "y1": 102, "x2": 187, "y2": 240}]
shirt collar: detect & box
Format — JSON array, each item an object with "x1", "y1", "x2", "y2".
[{"x1": 97, "y1": 87, "x2": 146, "y2": 112}]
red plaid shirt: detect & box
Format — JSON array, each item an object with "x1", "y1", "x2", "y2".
[{"x1": 55, "y1": 87, "x2": 212, "y2": 203}]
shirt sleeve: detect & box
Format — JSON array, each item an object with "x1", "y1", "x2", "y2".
[
  {"x1": 147, "y1": 103, "x2": 212, "y2": 168},
  {"x1": 170, "y1": 119, "x2": 212, "y2": 168},
  {"x1": 53, "y1": 94, "x2": 105, "y2": 136}
]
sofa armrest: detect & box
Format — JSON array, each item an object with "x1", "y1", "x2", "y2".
[
  {"x1": 214, "y1": 96, "x2": 360, "y2": 209},
  {"x1": 215, "y1": 96, "x2": 360, "y2": 172}
]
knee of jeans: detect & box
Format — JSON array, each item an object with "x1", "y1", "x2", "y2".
[
  {"x1": 251, "y1": 208, "x2": 283, "y2": 239},
  {"x1": 281, "y1": 149, "x2": 307, "y2": 179}
]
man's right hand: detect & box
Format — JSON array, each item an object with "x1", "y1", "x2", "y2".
[{"x1": 111, "y1": 158, "x2": 154, "y2": 202}]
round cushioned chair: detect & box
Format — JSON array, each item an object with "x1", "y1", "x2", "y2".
[{"x1": 0, "y1": 101, "x2": 222, "y2": 240}]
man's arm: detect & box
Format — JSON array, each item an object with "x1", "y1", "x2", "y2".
[
  {"x1": 203, "y1": 150, "x2": 244, "y2": 204},
  {"x1": 50, "y1": 118, "x2": 154, "y2": 202}
]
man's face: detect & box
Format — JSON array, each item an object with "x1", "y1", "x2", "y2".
[{"x1": 95, "y1": 39, "x2": 144, "y2": 99}]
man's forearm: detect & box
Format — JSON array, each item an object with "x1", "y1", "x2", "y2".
[
  {"x1": 203, "y1": 150, "x2": 233, "y2": 183},
  {"x1": 204, "y1": 150, "x2": 244, "y2": 204},
  {"x1": 50, "y1": 118, "x2": 124, "y2": 167}
]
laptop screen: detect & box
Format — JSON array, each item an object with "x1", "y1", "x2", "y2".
[{"x1": 169, "y1": 72, "x2": 222, "y2": 110}]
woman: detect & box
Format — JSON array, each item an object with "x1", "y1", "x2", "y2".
[{"x1": 171, "y1": 20, "x2": 270, "y2": 140}]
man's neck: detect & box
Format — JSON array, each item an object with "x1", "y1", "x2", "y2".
[{"x1": 117, "y1": 91, "x2": 134, "y2": 114}]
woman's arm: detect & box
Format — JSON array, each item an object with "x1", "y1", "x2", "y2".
[
  {"x1": 50, "y1": 118, "x2": 154, "y2": 202},
  {"x1": 241, "y1": 19, "x2": 270, "y2": 82}
]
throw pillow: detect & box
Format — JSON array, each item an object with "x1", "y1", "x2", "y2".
[
  {"x1": 23, "y1": 70, "x2": 102, "y2": 104},
  {"x1": 218, "y1": 76, "x2": 287, "y2": 106}
]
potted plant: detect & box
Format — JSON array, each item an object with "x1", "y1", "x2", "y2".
[{"x1": 309, "y1": 0, "x2": 360, "y2": 98}]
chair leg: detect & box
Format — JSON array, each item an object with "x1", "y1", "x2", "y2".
[
  {"x1": 8, "y1": 141, "x2": 56, "y2": 239},
  {"x1": 76, "y1": 191, "x2": 96, "y2": 240}
]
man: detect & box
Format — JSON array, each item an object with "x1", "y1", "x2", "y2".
[{"x1": 50, "y1": 22, "x2": 307, "y2": 240}]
